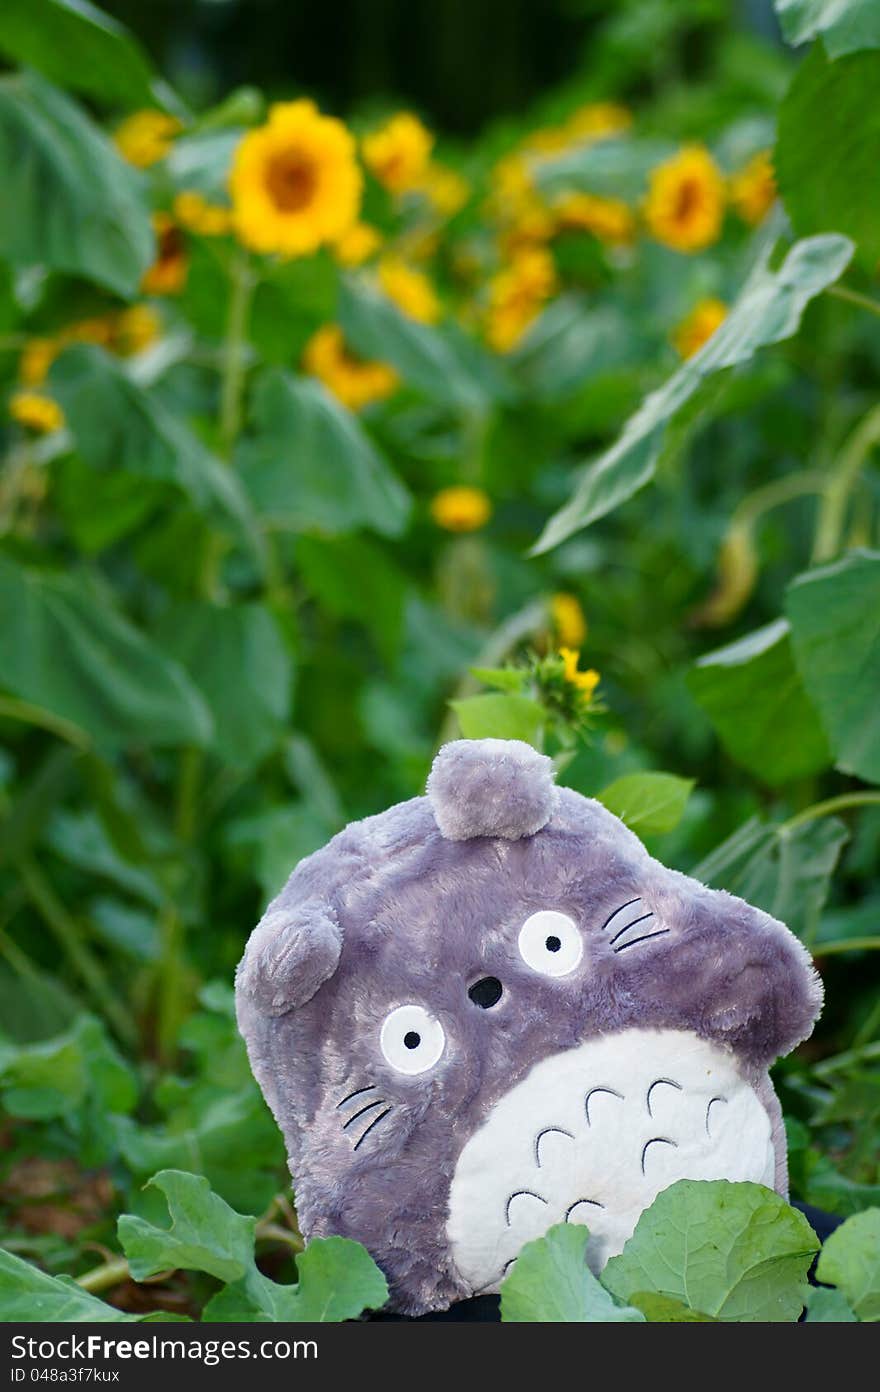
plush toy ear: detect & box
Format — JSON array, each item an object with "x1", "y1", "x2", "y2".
[{"x1": 236, "y1": 897, "x2": 342, "y2": 1017}]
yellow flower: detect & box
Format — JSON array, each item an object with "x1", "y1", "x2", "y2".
[
  {"x1": 9, "y1": 391, "x2": 64, "y2": 434},
  {"x1": 19, "y1": 337, "x2": 56, "y2": 387},
  {"x1": 303, "y1": 324, "x2": 398, "y2": 411},
  {"x1": 142, "y1": 214, "x2": 188, "y2": 295},
  {"x1": 565, "y1": 102, "x2": 631, "y2": 143},
  {"x1": 172, "y1": 190, "x2": 232, "y2": 237},
  {"x1": 114, "y1": 304, "x2": 162, "y2": 356},
  {"x1": 644, "y1": 145, "x2": 725, "y2": 253},
  {"x1": 334, "y1": 221, "x2": 382, "y2": 267},
  {"x1": 113, "y1": 109, "x2": 181, "y2": 168},
  {"x1": 430, "y1": 486, "x2": 492, "y2": 533},
  {"x1": 671, "y1": 297, "x2": 727, "y2": 359},
  {"x1": 420, "y1": 162, "x2": 470, "y2": 217},
  {"x1": 554, "y1": 191, "x2": 635, "y2": 246},
  {"x1": 551, "y1": 593, "x2": 587, "y2": 648},
  {"x1": 64, "y1": 316, "x2": 115, "y2": 347},
  {"x1": 485, "y1": 246, "x2": 557, "y2": 353},
  {"x1": 231, "y1": 100, "x2": 362, "y2": 257},
  {"x1": 363, "y1": 112, "x2": 433, "y2": 194},
  {"x1": 560, "y1": 647, "x2": 600, "y2": 699},
  {"x1": 378, "y1": 256, "x2": 441, "y2": 324},
  {"x1": 729, "y1": 150, "x2": 776, "y2": 226}
]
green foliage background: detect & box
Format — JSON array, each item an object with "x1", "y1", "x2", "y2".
[{"x1": 0, "y1": 0, "x2": 878, "y2": 1323}]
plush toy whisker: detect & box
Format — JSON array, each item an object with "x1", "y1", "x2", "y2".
[
  {"x1": 342, "y1": 1098, "x2": 387, "y2": 1131},
  {"x1": 613, "y1": 928, "x2": 671, "y2": 953},
  {"x1": 640, "y1": 1136, "x2": 677, "y2": 1174},
  {"x1": 584, "y1": 1086, "x2": 623, "y2": 1125},
  {"x1": 352, "y1": 1105, "x2": 394, "y2": 1152},
  {"x1": 534, "y1": 1125, "x2": 575, "y2": 1167},
  {"x1": 504, "y1": 1189, "x2": 548, "y2": 1226},
  {"x1": 645, "y1": 1077, "x2": 683, "y2": 1117},
  {"x1": 600, "y1": 896, "x2": 642, "y2": 931},
  {"x1": 608, "y1": 910, "x2": 654, "y2": 945},
  {"x1": 705, "y1": 1095, "x2": 728, "y2": 1135},
  {"x1": 336, "y1": 1083, "x2": 376, "y2": 1109},
  {"x1": 564, "y1": 1198, "x2": 605, "y2": 1220}
]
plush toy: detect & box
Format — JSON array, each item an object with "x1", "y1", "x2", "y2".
[{"x1": 236, "y1": 738, "x2": 822, "y2": 1315}]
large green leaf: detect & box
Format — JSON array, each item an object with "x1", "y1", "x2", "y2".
[
  {"x1": 775, "y1": 0, "x2": 880, "y2": 56},
  {"x1": 815, "y1": 1208, "x2": 880, "y2": 1320},
  {"x1": 119, "y1": 1171, "x2": 255, "y2": 1284},
  {"x1": 531, "y1": 234, "x2": 853, "y2": 553},
  {"x1": 0, "y1": 1, "x2": 180, "y2": 113},
  {"x1": 691, "y1": 813, "x2": 848, "y2": 942},
  {"x1": 156, "y1": 602, "x2": 293, "y2": 770},
  {"x1": 239, "y1": 369, "x2": 411, "y2": 538},
  {"x1": 0, "y1": 72, "x2": 154, "y2": 297},
  {"x1": 51, "y1": 346, "x2": 262, "y2": 559},
  {"x1": 688, "y1": 619, "x2": 831, "y2": 785},
  {"x1": 602, "y1": 1180, "x2": 818, "y2": 1321},
  {"x1": 451, "y1": 693, "x2": 545, "y2": 744},
  {"x1": 776, "y1": 46, "x2": 880, "y2": 272},
  {"x1": 786, "y1": 550, "x2": 880, "y2": 785},
  {"x1": 0, "y1": 1014, "x2": 136, "y2": 1120},
  {"x1": 0, "y1": 1249, "x2": 140, "y2": 1322},
  {"x1": 0, "y1": 554, "x2": 213, "y2": 751},
  {"x1": 500, "y1": 1224, "x2": 644, "y2": 1322},
  {"x1": 596, "y1": 771, "x2": 694, "y2": 835}
]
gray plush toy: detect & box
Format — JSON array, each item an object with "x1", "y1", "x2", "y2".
[{"x1": 236, "y1": 738, "x2": 822, "y2": 1315}]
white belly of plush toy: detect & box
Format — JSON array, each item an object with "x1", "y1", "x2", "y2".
[{"x1": 446, "y1": 1027, "x2": 776, "y2": 1295}]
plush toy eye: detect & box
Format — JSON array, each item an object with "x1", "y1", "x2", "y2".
[
  {"x1": 518, "y1": 910, "x2": 583, "y2": 977},
  {"x1": 380, "y1": 1004, "x2": 446, "y2": 1075}
]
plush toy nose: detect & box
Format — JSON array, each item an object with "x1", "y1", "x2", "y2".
[{"x1": 468, "y1": 976, "x2": 503, "y2": 1009}]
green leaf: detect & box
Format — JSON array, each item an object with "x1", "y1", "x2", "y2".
[
  {"x1": 500, "y1": 1224, "x2": 645, "y2": 1322},
  {"x1": 340, "y1": 279, "x2": 490, "y2": 410},
  {"x1": 0, "y1": 72, "x2": 154, "y2": 297},
  {"x1": 815, "y1": 1208, "x2": 880, "y2": 1320},
  {"x1": 804, "y1": 1286, "x2": 858, "y2": 1322},
  {"x1": 628, "y1": 1293, "x2": 718, "y2": 1321},
  {"x1": 534, "y1": 135, "x2": 674, "y2": 202},
  {"x1": 469, "y1": 665, "x2": 529, "y2": 692},
  {"x1": 0, "y1": 0, "x2": 180, "y2": 113},
  {"x1": 0, "y1": 1015, "x2": 137, "y2": 1121},
  {"x1": 51, "y1": 346, "x2": 262, "y2": 559},
  {"x1": 691, "y1": 813, "x2": 848, "y2": 942},
  {"x1": 296, "y1": 534, "x2": 407, "y2": 666},
  {"x1": 688, "y1": 619, "x2": 831, "y2": 785},
  {"x1": 531, "y1": 234, "x2": 853, "y2": 553},
  {"x1": 156, "y1": 603, "x2": 293, "y2": 770},
  {"x1": 775, "y1": 0, "x2": 880, "y2": 57},
  {"x1": 239, "y1": 369, "x2": 411, "y2": 538},
  {"x1": 204, "y1": 1236, "x2": 388, "y2": 1323},
  {"x1": 602, "y1": 1180, "x2": 819, "y2": 1322},
  {"x1": 0, "y1": 1249, "x2": 140, "y2": 1322},
  {"x1": 786, "y1": 549, "x2": 880, "y2": 785},
  {"x1": 776, "y1": 46, "x2": 880, "y2": 272},
  {"x1": 450, "y1": 693, "x2": 545, "y2": 744},
  {"x1": 0, "y1": 555, "x2": 213, "y2": 752},
  {"x1": 596, "y1": 771, "x2": 694, "y2": 835},
  {"x1": 119, "y1": 1171, "x2": 255, "y2": 1284}
]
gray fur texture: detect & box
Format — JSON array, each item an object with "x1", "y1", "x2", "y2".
[{"x1": 236, "y1": 739, "x2": 823, "y2": 1315}]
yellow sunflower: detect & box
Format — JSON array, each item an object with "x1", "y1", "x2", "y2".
[
  {"x1": 378, "y1": 257, "x2": 441, "y2": 324},
  {"x1": 303, "y1": 325, "x2": 398, "y2": 411},
  {"x1": 644, "y1": 145, "x2": 725, "y2": 253},
  {"x1": 362, "y1": 113, "x2": 433, "y2": 194},
  {"x1": 430, "y1": 486, "x2": 492, "y2": 533},
  {"x1": 334, "y1": 221, "x2": 382, "y2": 267},
  {"x1": 560, "y1": 647, "x2": 600, "y2": 700},
  {"x1": 551, "y1": 593, "x2": 587, "y2": 648},
  {"x1": 231, "y1": 101, "x2": 362, "y2": 257},
  {"x1": 9, "y1": 391, "x2": 64, "y2": 434},
  {"x1": 142, "y1": 214, "x2": 189, "y2": 295},
  {"x1": 671, "y1": 297, "x2": 727, "y2": 359},
  {"x1": 485, "y1": 246, "x2": 557, "y2": 353},
  {"x1": 554, "y1": 191, "x2": 635, "y2": 246},
  {"x1": 114, "y1": 109, "x2": 181, "y2": 168},
  {"x1": 19, "y1": 338, "x2": 56, "y2": 388},
  {"x1": 565, "y1": 102, "x2": 632, "y2": 143},
  {"x1": 419, "y1": 162, "x2": 470, "y2": 217},
  {"x1": 114, "y1": 305, "x2": 162, "y2": 356},
  {"x1": 729, "y1": 150, "x2": 776, "y2": 226},
  {"x1": 173, "y1": 190, "x2": 232, "y2": 237}
]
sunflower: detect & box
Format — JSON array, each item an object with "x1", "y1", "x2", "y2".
[
  {"x1": 671, "y1": 297, "x2": 727, "y2": 359},
  {"x1": 114, "y1": 109, "x2": 181, "y2": 168},
  {"x1": 551, "y1": 593, "x2": 587, "y2": 648},
  {"x1": 172, "y1": 190, "x2": 232, "y2": 237},
  {"x1": 565, "y1": 102, "x2": 632, "y2": 143},
  {"x1": 334, "y1": 221, "x2": 382, "y2": 267},
  {"x1": 554, "y1": 191, "x2": 635, "y2": 246},
  {"x1": 729, "y1": 150, "x2": 776, "y2": 226},
  {"x1": 19, "y1": 338, "x2": 56, "y2": 388},
  {"x1": 362, "y1": 113, "x2": 433, "y2": 194},
  {"x1": 9, "y1": 391, "x2": 65, "y2": 434},
  {"x1": 378, "y1": 257, "x2": 441, "y2": 324},
  {"x1": 303, "y1": 325, "x2": 398, "y2": 411},
  {"x1": 419, "y1": 163, "x2": 470, "y2": 217},
  {"x1": 559, "y1": 647, "x2": 600, "y2": 700},
  {"x1": 114, "y1": 305, "x2": 162, "y2": 356},
  {"x1": 644, "y1": 145, "x2": 725, "y2": 253},
  {"x1": 231, "y1": 101, "x2": 362, "y2": 257},
  {"x1": 430, "y1": 486, "x2": 492, "y2": 533},
  {"x1": 485, "y1": 246, "x2": 557, "y2": 353},
  {"x1": 142, "y1": 214, "x2": 188, "y2": 295}
]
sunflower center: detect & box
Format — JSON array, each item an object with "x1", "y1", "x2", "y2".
[
  {"x1": 673, "y1": 178, "x2": 701, "y2": 222},
  {"x1": 265, "y1": 151, "x2": 318, "y2": 213}
]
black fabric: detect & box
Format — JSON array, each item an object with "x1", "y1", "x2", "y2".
[{"x1": 367, "y1": 1202, "x2": 843, "y2": 1322}]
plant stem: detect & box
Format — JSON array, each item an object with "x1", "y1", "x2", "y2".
[
  {"x1": 218, "y1": 251, "x2": 255, "y2": 462},
  {"x1": 812, "y1": 937, "x2": 880, "y2": 957},
  {"x1": 76, "y1": 1257, "x2": 130, "y2": 1295},
  {"x1": 782, "y1": 791, "x2": 880, "y2": 834},
  {"x1": 733, "y1": 471, "x2": 826, "y2": 530},
  {"x1": 255, "y1": 1221, "x2": 304, "y2": 1254},
  {"x1": 19, "y1": 858, "x2": 136, "y2": 1046},
  {"x1": 827, "y1": 284, "x2": 880, "y2": 319},
  {"x1": 813, "y1": 401, "x2": 880, "y2": 563}
]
